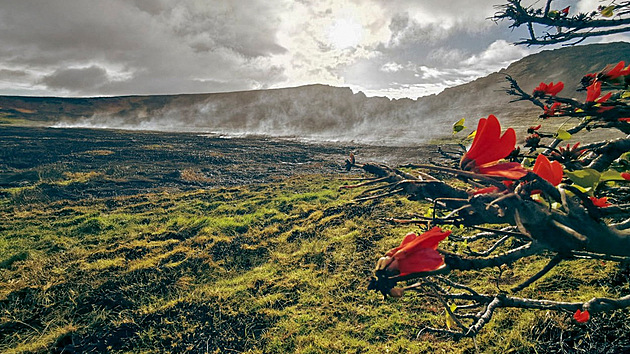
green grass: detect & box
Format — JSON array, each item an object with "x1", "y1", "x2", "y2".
[
  {"x1": 0, "y1": 115, "x2": 39, "y2": 126},
  {"x1": 1, "y1": 174, "x2": 629, "y2": 353}
]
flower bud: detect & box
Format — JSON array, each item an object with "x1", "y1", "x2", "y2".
[{"x1": 525, "y1": 133, "x2": 541, "y2": 148}]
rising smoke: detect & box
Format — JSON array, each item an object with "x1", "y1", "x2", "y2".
[{"x1": 52, "y1": 85, "x2": 456, "y2": 146}]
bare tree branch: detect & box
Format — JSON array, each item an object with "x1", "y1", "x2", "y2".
[{"x1": 492, "y1": 0, "x2": 630, "y2": 46}]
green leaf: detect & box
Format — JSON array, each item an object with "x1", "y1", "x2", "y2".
[
  {"x1": 570, "y1": 184, "x2": 592, "y2": 194},
  {"x1": 565, "y1": 169, "x2": 601, "y2": 190},
  {"x1": 531, "y1": 193, "x2": 549, "y2": 207},
  {"x1": 601, "y1": 5, "x2": 614, "y2": 17},
  {"x1": 445, "y1": 303, "x2": 458, "y2": 330},
  {"x1": 600, "y1": 170, "x2": 625, "y2": 182},
  {"x1": 556, "y1": 129, "x2": 572, "y2": 141},
  {"x1": 452, "y1": 118, "x2": 466, "y2": 134},
  {"x1": 521, "y1": 158, "x2": 535, "y2": 168}
]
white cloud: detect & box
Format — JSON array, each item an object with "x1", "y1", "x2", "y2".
[
  {"x1": 463, "y1": 40, "x2": 531, "y2": 72},
  {"x1": 0, "y1": 0, "x2": 540, "y2": 98},
  {"x1": 380, "y1": 62, "x2": 404, "y2": 72},
  {"x1": 418, "y1": 66, "x2": 447, "y2": 79},
  {"x1": 357, "y1": 81, "x2": 466, "y2": 100}
]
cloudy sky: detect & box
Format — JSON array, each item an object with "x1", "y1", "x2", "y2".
[{"x1": 0, "y1": 0, "x2": 623, "y2": 99}]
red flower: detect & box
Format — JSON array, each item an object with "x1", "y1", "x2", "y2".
[
  {"x1": 533, "y1": 82, "x2": 564, "y2": 96},
  {"x1": 601, "y1": 61, "x2": 627, "y2": 80},
  {"x1": 543, "y1": 102, "x2": 562, "y2": 116},
  {"x1": 385, "y1": 227, "x2": 451, "y2": 276},
  {"x1": 619, "y1": 118, "x2": 630, "y2": 122},
  {"x1": 598, "y1": 93, "x2": 612, "y2": 104},
  {"x1": 550, "y1": 142, "x2": 586, "y2": 163},
  {"x1": 561, "y1": 6, "x2": 570, "y2": 15},
  {"x1": 622, "y1": 172, "x2": 630, "y2": 180},
  {"x1": 574, "y1": 309, "x2": 590, "y2": 323},
  {"x1": 525, "y1": 133, "x2": 541, "y2": 148},
  {"x1": 532, "y1": 154, "x2": 563, "y2": 186},
  {"x1": 528, "y1": 124, "x2": 542, "y2": 132},
  {"x1": 586, "y1": 81, "x2": 601, "y2": 102},
  {"x1": 472, "y1": 181, "x2": 514, "y2": 195},
  {"x1": 590, "y1": 196, "x2": 611, "y2": 208},
  {"x1": 472, "y1": 186, "x2": 500, "y2": 195},
  {"x1": 460, "y1": 115, "x2": 528, "y2": 179},
  {"x1": 586, "y1": 81, "x2": 611, "y2": 104}
]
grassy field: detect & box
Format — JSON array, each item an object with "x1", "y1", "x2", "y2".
[{"x1": 1, "y1": 127, "x2": 630, "y2": 353}]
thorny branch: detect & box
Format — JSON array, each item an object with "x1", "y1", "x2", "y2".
[
  {"x1": 419, "y1": 291, "x2": 630, "y2": 339},
  {"x1": 492, "y1": 0, "x2": 630, "y2": 45}
]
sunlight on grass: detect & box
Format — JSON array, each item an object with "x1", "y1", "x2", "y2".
[{"x1": 1, "y1": 174, "x2": 628, "y2": 352}]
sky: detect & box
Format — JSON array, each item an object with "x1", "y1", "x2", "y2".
[{"x1": 0, "y1": 0, "x2": 625, "y2": 99}]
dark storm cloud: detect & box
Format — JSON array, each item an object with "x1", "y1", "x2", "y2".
[
  {"x1": 40, "y1": 66, "x2": 110, "y2": 91},
  {"x1": 0, "y1": 0, "x2": 287, "y2": 95},
  {"x1": 0, "y1": 69, "x2": 29, "y2": 79}
]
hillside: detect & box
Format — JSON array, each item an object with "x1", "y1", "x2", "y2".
[
  {"x1": 420, "y1": 42, "x2": 630, "y2": 131},
  {"x1": 0, "y1": 42, "x2": 629, "y2": 144}
]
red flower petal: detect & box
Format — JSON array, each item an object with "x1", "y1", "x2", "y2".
[
  {"x1": 534, "y1": 82, "x2": 564, "y2": 96},
  {"x1": 533, "y1": 82, "x2": 548, "y2": 95},
  {"x1": 597, "y1": 92, "x2": 612, "y2": 103},
  {"x1": 548, "y1": 82, "x2": 564, "y2": 96},
  {"x1": 462, "y1": 115, "x2": 516, "y2": 167},
  {"x1": 604, "y1": 61, "x2": 625, "y2": 80},
  {"x1": 386, "y1": 227, "x2": 451, "y2": 276},
  {"x1": 533, "y1": 154, "x2": 563, "y2": 186},
  {"x1": 477, "y1": 162, "x2": 529, "y2": 179},
  {"x1": 587, "y1": 81, "x2": 601, "y2": 102},
  {"x1": 396, "y1": 248, "x2": 445, "y2": 276},
  {"x1": 590, "y1": 196, "x2": 611, "y2": 208},
  {"x1": 544, "y1": 102, "x2": 562, "y2": 116},
  {"x1": 622, "y1": 172, "x2": 630, "y2": 180},
  {"x1": 478, "y1": 128, "x2": 517, "y2": 167},
  {"x1": 472, "y1": 186, "x2": 501, "y2": 195},
  {"x1": 386, "y1": 232, "x2": 417, "y2": 257},
  {"x1": 394, "y1": 227, "x2": 450, "y2": 256},
  {"x1": 464, "y1": 116, "x2": 497, "y2": 164},
  {"x1": 574, "y1": 309, "x2": 590, "y2": 323}
]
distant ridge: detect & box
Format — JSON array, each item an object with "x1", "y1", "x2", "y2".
[
  {"x1": 1, "y1": 42, "x2": 628, "y2": 145},
  {"x1": 421, "y1": 42, "x2": 630, "y2": 128}
]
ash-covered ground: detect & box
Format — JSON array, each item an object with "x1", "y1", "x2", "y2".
[{"x1": 0, "y1": 126, "x2": 450, "y2": 201}]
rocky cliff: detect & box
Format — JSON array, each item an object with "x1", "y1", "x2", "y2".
[{"x1": 1, "y1": 42, "x2": 628, "y2": 145}]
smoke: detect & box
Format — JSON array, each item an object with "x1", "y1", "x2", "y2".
[{"x1": 52, "y1": 85, "x2": 453, "y2": 146}]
